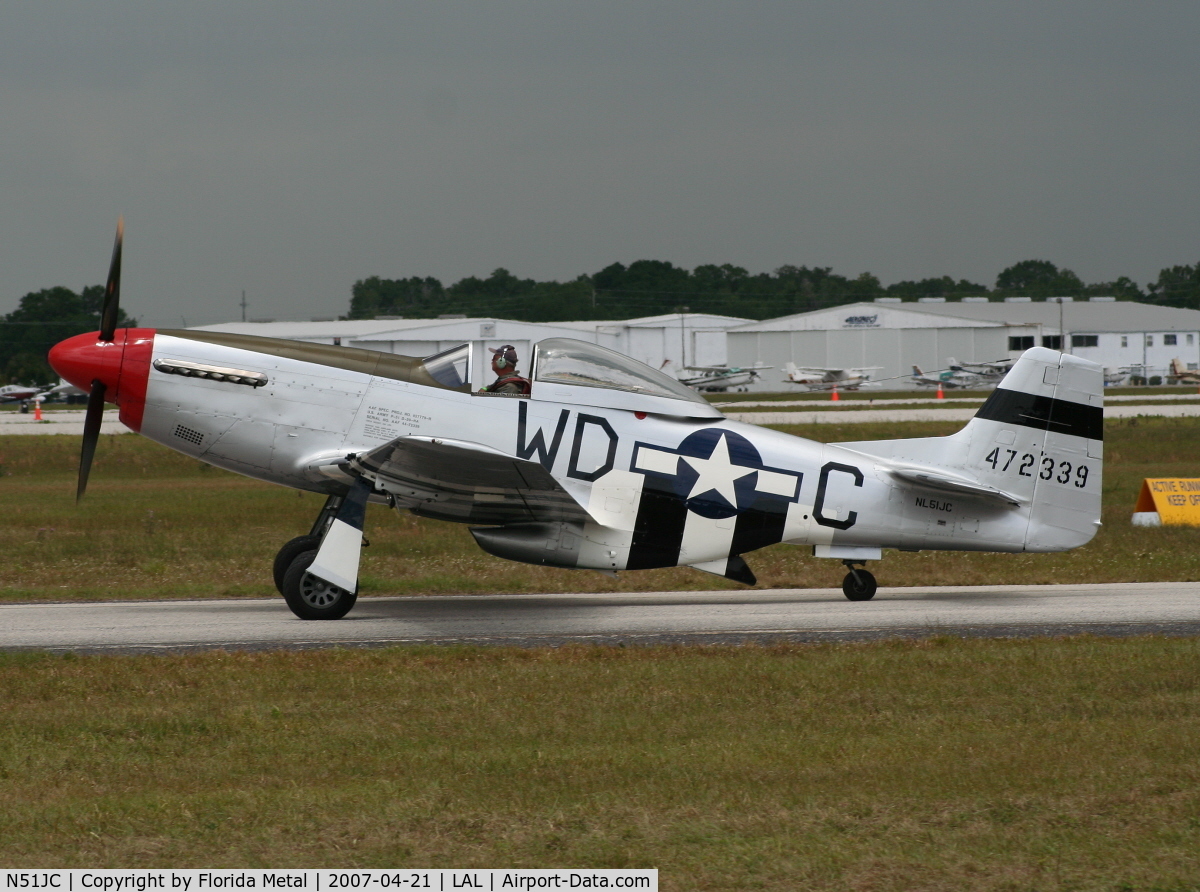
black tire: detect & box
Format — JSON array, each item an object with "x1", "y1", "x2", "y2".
[
  {"x1": 273, "y1": 535, "x2": 321, "y2": 593},
  {"x1": 281, "y1": 549, "x2": 358, "y2": 620},
  {"x1": 842, "y1": 569, "x2": 877, "y2": 602}
]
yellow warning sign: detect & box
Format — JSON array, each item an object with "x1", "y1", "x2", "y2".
[{"x1": 1132, "y1": 478, "x2": 1200, "y2": 526}]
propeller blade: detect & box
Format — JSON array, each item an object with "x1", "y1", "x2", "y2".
[
  {"x1": 77, "y1": 379, "x2": 107, "y2": 502},
  {"x1": 99, "y1": 217, "x2": 123, "y2": 342}
]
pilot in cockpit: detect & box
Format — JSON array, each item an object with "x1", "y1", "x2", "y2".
[{"x1": 480, "y1": 344, "x2": 532, "y2": 395}]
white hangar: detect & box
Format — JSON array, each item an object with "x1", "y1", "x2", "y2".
[
  {"x1": 726, "y1": 302, "x2": 1012, "y2": 390},
  {"x1": 193, "y1": 300, "x2": 1200, "y2": 392},
  {"x1": 727, "y1": 298, "x2": 1200, "y2": 390},
  {"x1": 555, "y1": 312, "x2": 750, "y2": 370},
  {"x1": 894, "y1": 297, "x2": 1200, "y2": 382}
]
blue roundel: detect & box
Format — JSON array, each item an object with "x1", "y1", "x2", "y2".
[{"x1": 671, "y1": 428, "x2": 764, "y2": 519}]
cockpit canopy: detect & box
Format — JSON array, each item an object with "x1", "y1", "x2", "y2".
[
  {"x1": 534, "y1": 338, "x2": 705, "y2": 401},
  {"x1": 418, "y1": 338, "x2": 723, "y2": 418},
  {"x1": 421, "y1": 344, "x2": 471, "y2": 390},
  {"x1": 532, "y1": 338, "x2": 723, "y2": 419}
]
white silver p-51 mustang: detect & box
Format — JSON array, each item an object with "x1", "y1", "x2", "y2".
[{"x1": 49, "y1": 226, "x2": 1105, "y2": 619}]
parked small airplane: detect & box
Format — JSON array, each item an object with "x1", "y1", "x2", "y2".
[
  {"x1": 1167, "y1": 358, "x2": 1200, "y2": 386},
  {"x1": 946, "y1": 357, "x2": 1012, "y2": 382},
  {"x1": 1103, "y1": 367, "x2": 1129, "y2": 387},
  {"x1": 0, "y1": 384, "x2": 45, "y2": 403},
  {"x1": 663, "y1": 361, "x2": 769, "y2": 392},
  {"x1": 781, "y1": 363, "x2": 881, "y2": 391},
  {"x1": 910, "y1": 364, "x2": 987, "y2": 389},
  {"x1": 49, "y1": 223, "x2": 1105, "y2": 620},
  {"x1": 37, "y1": 379, "x2": 89, "y2": 401}
]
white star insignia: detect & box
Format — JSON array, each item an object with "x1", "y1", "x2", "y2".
[{"x1": 681, "y1": 433, "x2": 755, "y2": 505}]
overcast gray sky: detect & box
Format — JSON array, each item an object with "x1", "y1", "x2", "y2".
[{"x1": 2, "y1": 2, "x2": 1196, "y2": 326}]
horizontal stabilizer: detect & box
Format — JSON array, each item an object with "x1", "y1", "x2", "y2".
[{"x1": 885, "y1": 465, "x2": 1024, "y2": 506}]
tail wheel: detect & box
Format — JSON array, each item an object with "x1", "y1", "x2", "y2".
[
  {"x1": 282, "y1": 549, "x2": 358, "y2": 620},
  {"x1": 272, "y1": 535, "x2": 321, "y2": 593},
  {"x1": 842, "y1": 569, "x2": 877, "y2": 601}
]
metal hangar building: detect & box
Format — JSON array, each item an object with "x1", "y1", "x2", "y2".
[{"x1": 726, "y1": 297, "x2": 1200, "y2": 390}]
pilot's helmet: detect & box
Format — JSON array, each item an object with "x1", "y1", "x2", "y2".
[{"x1": 491, "y1": 344, "x2": 518, "y2": 370}]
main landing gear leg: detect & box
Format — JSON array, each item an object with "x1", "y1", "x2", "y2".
[
  {"x1": 272, "y1": 493, "x2": 343, "y2": 594},
  {"x1": 841, "y1": 560, "x2": 877, "y2": 602},
  {"x1": 279, "y1": 478, "x2": 373, "y2": 620}
]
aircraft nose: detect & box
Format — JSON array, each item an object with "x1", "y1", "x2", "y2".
[
  {"x1": 48, "y1": 331, "x2": 126, "y2": 394},
  {"x1": 48, "y1": 327, "x2": 155, "y2": 432}
]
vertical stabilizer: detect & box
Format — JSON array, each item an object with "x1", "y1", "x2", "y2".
[{"x1": 987, "y1": 349, "x2": 1103, "y2": 550}]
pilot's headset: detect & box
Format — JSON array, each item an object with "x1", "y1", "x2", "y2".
[{"x1": 492, "y1": 345, "x2": 518, "y2": 370}]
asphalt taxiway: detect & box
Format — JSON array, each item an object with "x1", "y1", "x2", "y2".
[{"x1": 1, "y1": 582, "x2": 1197, "y2": 653}]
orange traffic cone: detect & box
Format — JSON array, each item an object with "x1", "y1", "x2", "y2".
[
  {"x1": 830, "y1": 387, "x2": 839, "y2": 401},
  {"x1": 936, "y1": 383, "x2": 944, "y2": 400},
  {"x1": 33, "y1": 400, "x2": 42, "y2": 421}
]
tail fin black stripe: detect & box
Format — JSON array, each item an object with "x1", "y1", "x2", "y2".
[{"x1": 975, "y1": 389, "x2": 1103, "y2": 440}]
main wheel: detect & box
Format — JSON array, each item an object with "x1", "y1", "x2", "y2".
[
  {"x1": 281, "y1": 549, "x2": 358, "y2": 620},
  {"x1": 842, "y1": 569, "x2": 877, "y2": 601},
  {"x1": 273, "y1": 535, "x2": 321, "y2": 593}
]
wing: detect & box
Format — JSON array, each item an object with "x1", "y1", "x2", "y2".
[
  {"x1": 348, "y1": 435, "x2": 593, "y2": 526},
  {"x1": 788, "y1": 366, "x2": 880, "y2": 378}
]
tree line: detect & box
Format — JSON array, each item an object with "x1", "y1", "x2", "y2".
[
  {"x1": 347, "y1": 259, "x2": 1200, "y2": 323},
  {"x1": 0, "y1": 287, "x2": 136, "y2": 385}
]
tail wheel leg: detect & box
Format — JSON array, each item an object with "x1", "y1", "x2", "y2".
[{"x1": 841, "y1": 560, "x2": 877, "y2": 601}]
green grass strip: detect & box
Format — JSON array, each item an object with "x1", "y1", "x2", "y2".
[
  {"x1": 0, "y1": 638, "x2": 1198, "y2": 888},
  {"x1": 1, "y1": 415, "x2": 1199, "y2": 600}
]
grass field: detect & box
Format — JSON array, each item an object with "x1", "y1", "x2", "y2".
[
  {"x1": 0, "y1": 415, "x2": 1198, "y2": 601},
  {"x1": 3, "y1": 415, "x2": 1199, "y2": 886},
  {"x1": 2, "y1": 638, "x2": 1198, "y2": 888}
]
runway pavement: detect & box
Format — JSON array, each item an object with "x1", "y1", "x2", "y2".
[
  {"x1": 2, "y1": 582, "x2": 1197, "y2": 653},
  {"x1": 0, "y1": 409, "x2": 128, "y2": 435}
]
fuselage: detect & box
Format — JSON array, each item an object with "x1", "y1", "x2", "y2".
[
  {"x1": 49, "y1": 328, "x2": 1084, "y2": 573},
  {"x1": 0, "y1": 385, "x2": 42, "y2": 402}
]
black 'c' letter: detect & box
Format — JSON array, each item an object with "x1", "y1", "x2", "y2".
[{"x1": 813, "y1": 461, "x2": 864, "y2": 530}]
